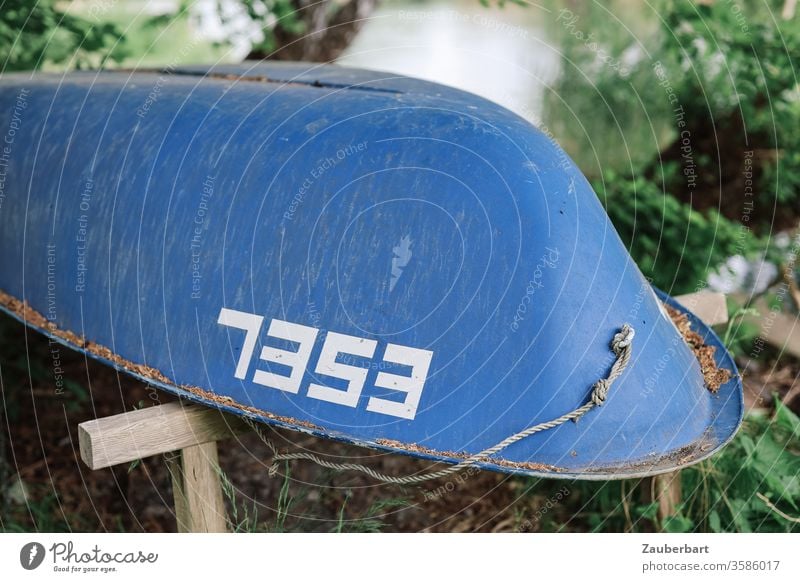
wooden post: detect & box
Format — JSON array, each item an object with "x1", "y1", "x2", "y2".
[
  {"x1": 653, "y1": 471, "x2": 683, "y2": 523},
  {"x1": 79, "y1": 401, "x2": 247, "y2": 532},
  {"x1": 165, "y1": 442, "x2": 229, "y2": 533},
  {"x1": 647, "y1": 291, "x2": 728, "y2": 523}
]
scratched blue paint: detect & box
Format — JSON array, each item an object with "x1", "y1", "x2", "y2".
[{"x1": 0, "y1": 63, "x2": 742, "y2": 478}]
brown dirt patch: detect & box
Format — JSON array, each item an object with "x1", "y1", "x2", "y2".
[{"x1": 666, "y1": 305, "x2": 732, "y2": 393}]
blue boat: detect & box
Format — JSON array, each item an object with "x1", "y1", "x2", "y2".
[{"x1": 0, "y1": 62, "x2": 742, "y2": 479}]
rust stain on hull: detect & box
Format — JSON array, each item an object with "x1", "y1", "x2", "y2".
[
  {"x1": 0, "y1": 289, "x2": 322, "y2": 432},
  {"x1": 666, "y1": 304, "x2": 733, "y2": 393}
]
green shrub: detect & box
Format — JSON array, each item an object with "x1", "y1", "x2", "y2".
[
  {"x1": 549, "y1": 0, "x2": 798, "y2": 292},
  {"x1": 525, "y1": 396, "x2": 800, "y2": 532},
  {"x1": 594, "y1": 168, "x2": 761, "y2": 293},
  {"x1": 1, "y1": 0, "x2": 127, "y2": 72},
  {"x1": 680, "y1": 396, "x2": 800, "y2": 533},
  {"x1": 660, "y1": 1, "x2": 800, "y2": 226}
]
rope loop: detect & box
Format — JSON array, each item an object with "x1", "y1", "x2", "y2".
[
  {"x1": 591, "y1": 379, "x2": 610, "y2": 406},
  {"x1": 613, "y1": 324, "x2": 635, "y2": 352},
  {"x1": 252, "y1": 324, "x2": 634, "y2": 485}
]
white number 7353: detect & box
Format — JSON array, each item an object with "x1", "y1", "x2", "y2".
[{"x1": 217, "y1": 307, "x2": 434, "y2": 420}]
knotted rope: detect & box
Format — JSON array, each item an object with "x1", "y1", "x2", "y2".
[{"x1": 248, "y1": 324, "x2": 634, "y2": 485}]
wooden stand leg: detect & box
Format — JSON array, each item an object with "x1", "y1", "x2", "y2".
[
  {"x1": 166, "y1": 441, "x2": 229, "y2": 533},
  {"x1": 79, "y1": 401, "x2": 245, "y2": 533},
  {"x1": 653, "y1": 471, "x2": 682, "y2": 523}
]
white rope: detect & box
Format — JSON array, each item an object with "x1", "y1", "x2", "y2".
[{"x1": 249, "y1": 324, "x2": 635, "y2": 485}]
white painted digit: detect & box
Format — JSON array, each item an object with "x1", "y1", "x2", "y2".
[
  {"x1": 253, "y1": 319, "x2": 318, "y2": 393},
  {"x1": 307, "y1": 332, "x2": 377, "y2": 407},
  {"x1": 217, "y1": 308, "x2": 264, "y2": 380},
  {"x1": 367, "y1": 344, "x2": 433, "y2": 420},
  {"x1": 217, "y1": 307, "x2": 434, "y2": 420}
]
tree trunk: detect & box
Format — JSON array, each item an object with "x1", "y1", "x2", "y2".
[{"x1": 247, "y1": 0, "x2": 378, "y2": 63}]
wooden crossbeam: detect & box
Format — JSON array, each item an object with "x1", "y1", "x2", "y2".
[
  {"x1": 674, "y1": 291, "x2": 728, "y2": 326},
  {"x1": 745, "y1": 301, "x2": 800, "y2": 359},
  {"x1": 79, "y1": 401, "x2": 248, "y2": 470}
]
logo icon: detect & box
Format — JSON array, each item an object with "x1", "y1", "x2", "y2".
[
  {"x1": 390, "y1": 235, "x2": 413, "y2": 293},
  {"x1": 20, "y1": 542, "x2": 46, "y2": 570}
]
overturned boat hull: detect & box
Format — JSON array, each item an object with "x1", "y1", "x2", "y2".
[{"x1": 0, "y1": 63, "x2": 742, "y2": 478}]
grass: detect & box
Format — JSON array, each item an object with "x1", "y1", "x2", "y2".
[
  {"x1": 217, "y1": 463, "x2": 262, "y2": 533},
  {"x1": 522, "y1": 396, "x2": 800, "y2": 533},
  {"x1": 273, "y1": 462, "x2": 294, "y2": 533},
  {"x1": 214, "y1": 458, "x2": 412, "y2": 533},
  {"x1": 1, "y1": 488, "x2": 74, "y2": 533}
]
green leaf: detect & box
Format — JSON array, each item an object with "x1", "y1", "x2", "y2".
[
  {"x1": 708, "y1": 510, "x2": 722, "y2": 532},
  {"x1": 773, "y1": 395, "x2": 800, "y2": 437},
  {"x1": 635, "y1": 502, "x2": 659, "y2": 520},
  {"x1": 663, "y1": 514, "x2": 694, "y2": 533}
]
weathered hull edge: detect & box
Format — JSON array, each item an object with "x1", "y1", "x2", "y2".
[{"x1": 0, "y1": 286, "x2": 743, "y2": 481}]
